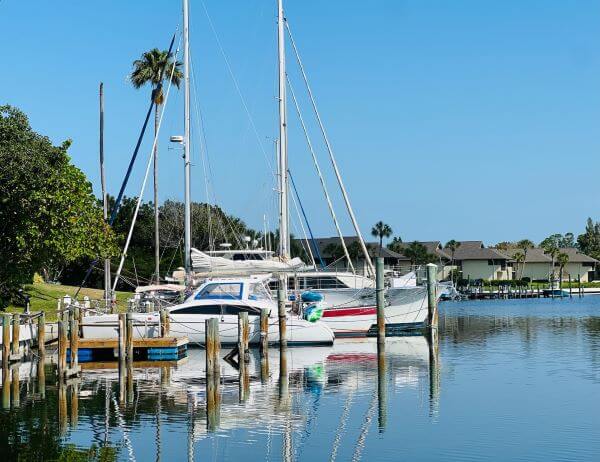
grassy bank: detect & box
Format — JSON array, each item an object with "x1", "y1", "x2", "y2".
[{"x1": 6, "y1": 283, "x2": 131, "y2": 322}]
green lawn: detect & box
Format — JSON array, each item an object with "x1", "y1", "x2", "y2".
[{"x1": 6, "y1": 283, "x2": 132, "y2": 321}]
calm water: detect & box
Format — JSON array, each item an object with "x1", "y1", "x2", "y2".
[{"x1": 2, "y1": 297, "x2": 599, "y2": 461}]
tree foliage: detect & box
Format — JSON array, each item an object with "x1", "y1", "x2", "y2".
[
  {"x1": 371, "y1": 221, "x2": 392, "y2": 256},
  {"x1": 0, "y1": 105, "x2": 116, "y2": 308},
  {"x1": 577, "y1": 218, "x2": 600, "y2": 261},
  {"x1": 540, "y1": 233, "x2": 575, "y2": 250},
  {"x1": 402, "y1": 241, "x2": 437, "y2": 266}
]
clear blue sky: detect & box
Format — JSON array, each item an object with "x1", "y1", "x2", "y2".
[{"x1": 2, "y1": 0, "x2": 600, "y2": 246}]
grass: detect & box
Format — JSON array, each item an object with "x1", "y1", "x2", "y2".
[{"x1": 6, "y1": 282, "x2": 132, "y2": 322}]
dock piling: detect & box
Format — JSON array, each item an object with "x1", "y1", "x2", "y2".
[
  {"x1": 376, "y1": 257, "x2": 385, "y2": 342},
  {"x1": 58, "y1": 314, "x2": 68, "y2": 379},
  {"x1": 126, "y1": 313, "x2": 133, "y2": 363},
  {"x1": 260, "y1": 308, "x2": 269, "y2": 382},
  {"x1": 69, "y1": 311, "x2": 79, "y2": 373},
  {"x1": 277, "y1": 276, "x2": 287, "y2": 349},
  {"x1": 205, "y1": 318, "x2": 219, "y2": 377},
  {"x1": 37, "y1": 312, "x2": 45, "y2": 356},
  {"x1": 2, "y1": 314, "x2": 10, "y2": 365},
  {"x1": 11, "y1": 314, "x2": 21, "y2": 361},
  {"x1": 426, "y1": 263, "x2": 438, "y2": 331}
]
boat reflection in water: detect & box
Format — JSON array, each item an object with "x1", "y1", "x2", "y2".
[{"x1": 0, "y1": 335, "x2": 440, "y2": 461}]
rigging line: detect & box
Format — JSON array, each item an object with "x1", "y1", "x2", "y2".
[
  {"x1": 75, "y1": 32, "x2": 178, "y2": 298},
  {"x1": 285, "y1": 20, "x2": 374, "y2": 278},
  {"x1": 287, "y1": 76, "x2": 354, "y2": 273},
  {"x1": 199, "y1": 0, "x2": 275, "y2": 177},
  {"x1": 288, "y1": 185, "x2": 316, "y2": 268},
  {"x1": 288, "y1": 169, "x2": 324, "y2": 269},
  {"x1": 112, "y1": 39, "x2": 182, "y2": 291},
  {"x1": 189, "y1": 55, "x2": 215, "y2": 250}
]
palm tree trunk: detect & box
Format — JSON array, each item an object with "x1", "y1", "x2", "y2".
[
  {"x1": 379, "y1": 236, "x2": 383, "y2": 257},
  {"x1": 154, "y1": 103, "x2": 160, "y2": 284}
]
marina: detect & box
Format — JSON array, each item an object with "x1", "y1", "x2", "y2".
[{"x1": 1, "y1": 297, "x2": 599, "y2": 461}]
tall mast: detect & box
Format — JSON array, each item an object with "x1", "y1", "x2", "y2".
[
  {"x1": 99, "y1": 82, "x2": 111, "y2": 308},
  {"x1": 277, "y1": 0, "x2": 289, "y2": 261},
  {"x1": 183, "y1": 0, "x2": 192, "y2": 275}
]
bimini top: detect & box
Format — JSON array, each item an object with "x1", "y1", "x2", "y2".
[{"x1": 187, "y1": 276, "x2": 273, "y2": 303}]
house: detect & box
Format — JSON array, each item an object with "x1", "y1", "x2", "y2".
[
  {"x1": 503, "y1": 247, "x2": 553, "y2": 280},
  {"x1": 294, "y1": 236, "x2": 410, "y2": 273},
  {"x1": 444, "y1": 241, "x2": 512, "y2": 281},
  {"x1": 552, "y1": 247, "x2": 597, "y2": 282}
]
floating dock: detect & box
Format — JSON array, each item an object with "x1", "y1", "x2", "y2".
[{"x1": 68, "y1": 336, "x2": 188, "y2": 362}]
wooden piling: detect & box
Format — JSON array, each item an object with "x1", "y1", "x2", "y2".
[
  {"x1": 160, "y1": 309, "x2": 167, "y2": 337},
  {"x1": 58, "y1": 314, "x2": 68, "y2": 378},
  {"x1": 238, "y1": 312, "x2": 250, "y2": 364},
  {"x1": 277, "y1": 275, "x2": 287, "y2": 349},
  {"x1": 11, "y1": 314, "x2": 21, "y2": 361},
  {"x1": 376, "y1": 257, "x2": 385, "y2": 342},
  {"x1": 37, "y1": 356, "x2": 45, "y2": 399},
  {"x1": 578, "y1": 274, "x2": 583, "y2": 297},
  {"x1": 205, "y1": 318, "x2": 219, "y2": 377},
  {"x1": 569, "y1": 275, "x2": 572, "y2": 298},
  {"x1": 206, "y1": 369, "x2": 221, "y2": 432},
  {"x1": 260, "y1": 308, "x2": 269, "y2": 383},
  {"x1": 117, "y1": 313, "x2": 125, "y2": 359},
  {"x1": 2, "y1": 314, "x2": 10, "y2": 366},
  {"x1": 37, "y1": 312, "x2": 45, "y2": 356},
  {"x1": 69, "y1": 313, "x2": 79, "y2": 372},
  {"x1": 426, "y1": 263, "x2": 438, "y2": 331},
  {"x1": 126, "y1": 313, "x2": 133, "y2": 363},
  {"x1": 165, "y1": 311, "x2": 171, "y2": 336},
  {"x1": 70, "y1": 381, "x2": 79, "y2": 428}
]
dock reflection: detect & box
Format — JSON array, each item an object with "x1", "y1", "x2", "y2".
[{"x1": 0, "y1": 334, "x2": 440, "y2": 461}]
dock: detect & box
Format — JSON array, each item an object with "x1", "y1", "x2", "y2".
[{"x1": 70, "y1": 336, "x2": 188, "y2": 362}]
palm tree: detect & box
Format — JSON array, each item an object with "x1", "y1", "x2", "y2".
[
  {"x1": 516, "y1": 239, "x2": 534, "y2": 279},
  {"x1": 556, "y1": 252, "x2": 570, "y2": 289},
  {"x1": 371, "y1": 221, "x2": 393, "y2": 256},
  {"x1": 513, "y1": 251, "x2": 525, "y2": 279},
  {"x1": 445, "y1": 240, "x2": 461, "y2": 283},
  {"x1": 130, "y1": 49, "x2": 183, "y2": 283},
  {"x1": 542, "y1": 242, "x2": 559, "y2": 284}
]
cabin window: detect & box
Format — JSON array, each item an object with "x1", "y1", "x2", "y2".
[
  {"x1": 302, "y1": 276, "x2": 347, "y2": 289},
  {"x1": 171, "y1": 304, "x2": 222, "y2": 315},
  {"x1": 222, "y1": 305, "x2": 260, "y2": 316},
  {"x1": 195, "y1": 283, "x2": 243, "y2": 300}
]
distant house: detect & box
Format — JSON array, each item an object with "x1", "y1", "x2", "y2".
[
  {"x1": 444, "y1": 241, "x2": 512, "y2": 281},
  {"x1": 549, "y1": 248, "x2": 597, "y2": 282},
  {"x1": 293, "y1": 236, "x2": 409, "y2": 273},
  {"x1": 503, "y1": 247, "x2": 552, "y2": 280}
]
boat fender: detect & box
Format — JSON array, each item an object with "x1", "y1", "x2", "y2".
[
  {"x1": 303, "y1": 303, "x2": 324, "y2": 322},
  {"x1": 301, "y1": 291, "x2": 323, "y2": 303}
]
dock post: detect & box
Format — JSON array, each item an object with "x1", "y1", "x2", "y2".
[
  {"x1": 69, "y1": 310, "x2": 79, "y2": 374},
  {"x1": 578, "y1": 274, "x2": 583, "y2": 297},
  {"x1": 11, "y1": 314, "x2": 21, "y2": 361},
  {"x1": 58, "y1": 379, "x2": 67, "y2": 435},
  {"x1": 160, "y1": 309, "x2": 167, "y2": 337},
  {"x1": 165, "y1": 310, "x2": 170, "y2": 337},
  {"x1": 569, "y1": 276, "x2": 572, "y2": 298},
  {"x1": 426, "y1": 263, "x2": 438, "y2": 331},
  {"x1": 238, "y1": 312, "x2": 250, "y2": 402},
  {"x1": 118, "y1": 314, "x2": 126, "y2": 364},
  {"x1": 3, "y1": 314, "x2": 11, "y2": 365},
  {"x1": 58, "y1": 313, "x2": 68, "y2": 379},
  {"x1": 277, "y1": 275, "x2": 287, "y2": 349},
  {"x1": 376, "y1": 257, "x2": 385, "y2": 342},
  {"x1": 37, "y1": 312, "x2": 45, "y2": 356},
  {"x1": 260, "y1": 308, "x2": 269, "y2": 383},
  {"x1": 238, "y1": 312, "x2": 250, "y2": 364},
  {"x1": 126, "y1": 313, "x2": 133, "y2": 363},
  {"x1": 206, "y1": 366, "x2": 221, "y2": 432},
  {"x1": 205, "y1": 318, "x2": 219, "y2": 377}
]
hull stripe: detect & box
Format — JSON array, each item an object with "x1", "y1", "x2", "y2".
[{"x1": 323, "y1": 306, "x2": 377, "y2": 318}]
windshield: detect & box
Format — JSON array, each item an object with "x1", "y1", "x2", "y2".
[
  {"x1": 248, "y1": 283, "x2": 271, "y2": 301},
  {"x1": 195, "y1": 283, "x2": 243, "y2": 300}
]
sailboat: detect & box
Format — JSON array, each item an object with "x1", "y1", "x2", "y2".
[
  {"x1": 82, "y1": 0, "x2": 334, "y2": 347},
  {"x1": 181, "y1": 0, "x2": 432, "y2": 337}
]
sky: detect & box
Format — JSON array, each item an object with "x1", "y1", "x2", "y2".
[{"x1": 2, "y1": 0, "x2": 600, "y2": 246}]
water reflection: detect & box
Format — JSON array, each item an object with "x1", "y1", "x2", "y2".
[{"x1": 2, "y1": 298, "x2": 600, "y2": 461}]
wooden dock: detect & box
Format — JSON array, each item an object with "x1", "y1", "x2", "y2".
[{"x1": 68, "y1": 336, "x2": 188, "y2": 363}]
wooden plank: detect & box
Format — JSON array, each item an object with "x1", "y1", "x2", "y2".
[{"x1": 77, "y1": 336, "x2": 188, "y2": 349}]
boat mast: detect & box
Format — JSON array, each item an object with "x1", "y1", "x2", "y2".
[
  {"x1": 277, "y1": 0, "x2": 290, "y2": 261},
  {"x1": 183, "y1": 0, "x2": 192, "y2": 276},
  {"x1": 99, "y1": 82, "x2": 111, "y2": 308}
]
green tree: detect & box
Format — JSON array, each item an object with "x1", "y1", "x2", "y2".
[
  {"x1": 513, "y1": 251, "x2": 525, "y2": 279},
  {"x1": 493, "y1": 241, "x2": 515, "y2": 250},
  {"x1": 371, "y1": 221, "x2": 393, "y2": 256},
  {"x1": 540, "y1": 233, "x2": 576, "y2": 250},
  {"x1": 0, "y1": 105, "x2": 116, "y2": 308},
  {"x1": 403, "y1": 241, "x2": 437, "y2": 266},
  {"x1": 541, "y1": 238, "x2": 560, "y2": 282},
  {"x1": 130, "y1": 48, "x2": 183, "y2": 283},
  {"x1": 577, "y1": 218, "x2": 600, "y2": 261}
]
